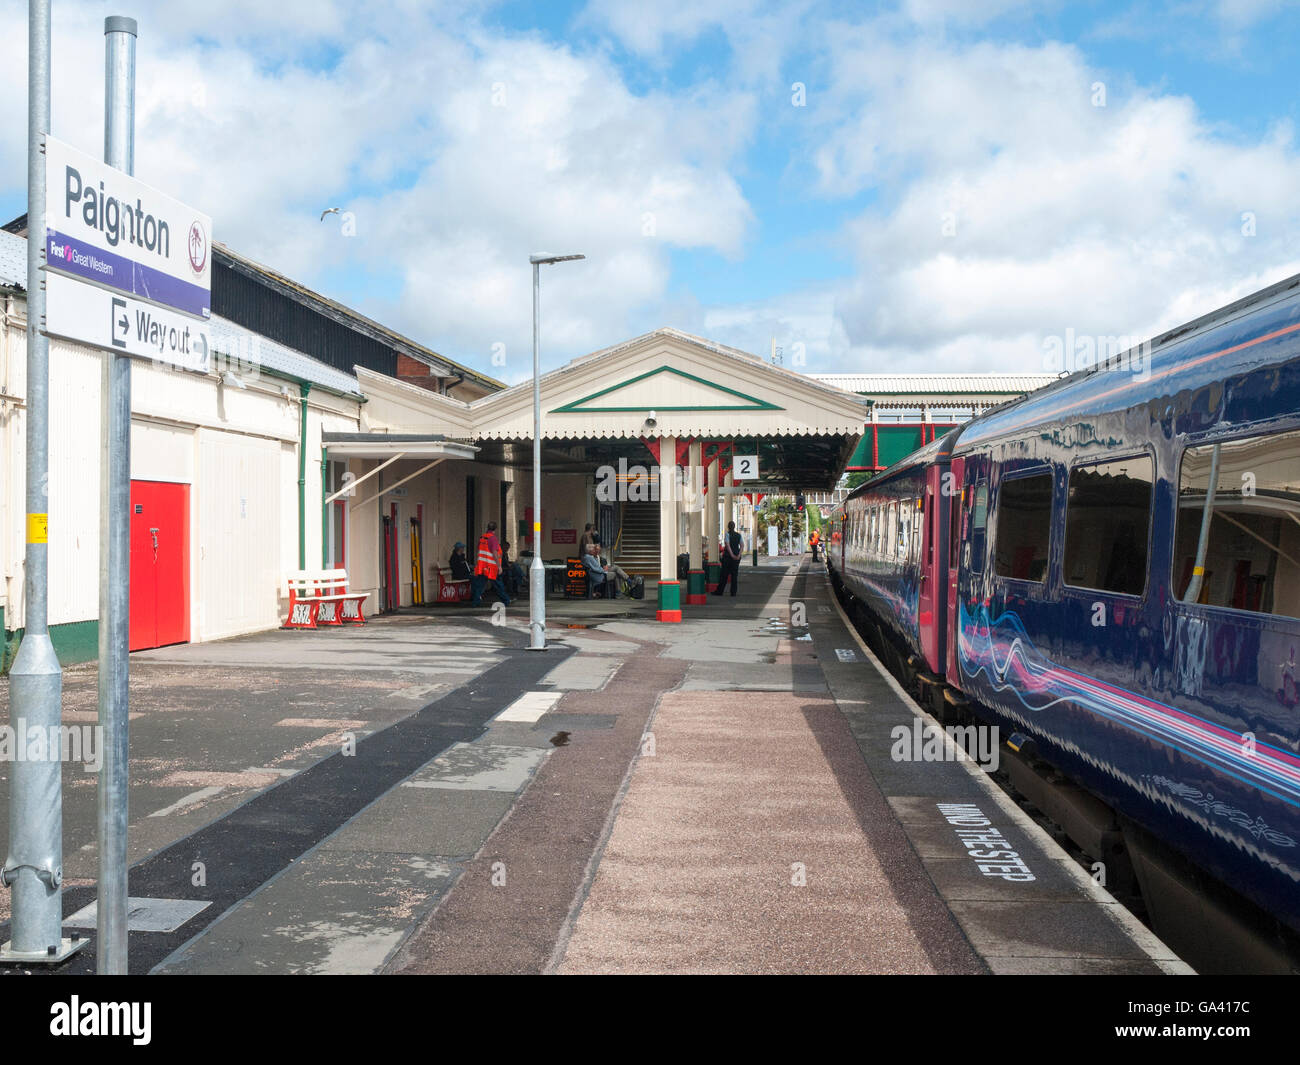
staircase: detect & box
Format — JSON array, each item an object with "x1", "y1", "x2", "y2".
[{"x1": 612, "y1": 502, "x2": 660, "y2": 576}]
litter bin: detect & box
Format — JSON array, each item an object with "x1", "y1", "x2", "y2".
[{"x1": 676, "y1": 552, "x2": 690, "y2": 581}]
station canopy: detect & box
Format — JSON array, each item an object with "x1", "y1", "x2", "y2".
[{"x1": 354, "y1": 329, "x2": 867, "y2": 489}]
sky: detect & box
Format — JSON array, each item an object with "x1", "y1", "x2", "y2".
[{"x1": 2, "y1": 0, "x2": 1299, "y2": 384}]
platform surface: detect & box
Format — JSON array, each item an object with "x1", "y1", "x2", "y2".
[{"x1": 0, "y1": 557, "x2": 1185, "y2": 975}]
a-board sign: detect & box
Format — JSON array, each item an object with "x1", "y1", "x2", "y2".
[{"x1": 565, "y1": 557, "x2": 588, "y2": 598}]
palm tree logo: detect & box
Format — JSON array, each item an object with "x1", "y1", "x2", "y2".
[{"x1": 188, "y1": 221, "x2": 207, "y2": 274}]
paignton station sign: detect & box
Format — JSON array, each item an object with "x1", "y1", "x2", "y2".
[{"x1": 41, "y1": 134, "x2": 212, "y2": 372}]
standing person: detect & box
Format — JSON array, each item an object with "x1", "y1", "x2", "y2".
[
  {"x1": 470, "y1": 520, "x2": 511, "y2": 606},
  {"x1": 713, "y1": 521, "x2": 744, "y2": 597},
  {"x1": 809, "y1": 528, "x2": 821, "y2": 562},
  {"x1": 579, "y1": 523, "x2": 597, "y2": 558}
]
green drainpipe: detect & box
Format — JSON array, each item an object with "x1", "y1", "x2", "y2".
[
  {"x1": 321, "y1": 451, "x2": 329, "y2": 567},
  {"x1": 298, "y1": 382, "x2": 311, "y2": 569}
]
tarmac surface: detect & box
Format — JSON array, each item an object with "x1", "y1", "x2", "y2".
[{"x1": 0, "y1": 556, "x2": 1189, "y2": 975}]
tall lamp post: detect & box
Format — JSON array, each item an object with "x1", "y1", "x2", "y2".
[{"x1": 528, "y1": 253, "x2": 584, "y2": 651}]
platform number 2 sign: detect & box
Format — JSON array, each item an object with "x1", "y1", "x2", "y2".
[{"x1": 733, "y1": 454, "x2": 758, "y2": 481}]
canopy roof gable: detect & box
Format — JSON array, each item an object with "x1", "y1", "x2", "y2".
[
  {"x1": 551, "y1": 365, "x2": 783, "y2": 413},
  {"x1": 472, "y1": 328, "x2": 865, "y2": 441}
]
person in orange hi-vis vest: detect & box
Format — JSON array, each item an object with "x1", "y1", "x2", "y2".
[
  {"x1": 809, "y1": 527, "x2": 821, "y2": 562},
  {"x1": 470, "y1": 520, "x2": 511, "y2": 607}
]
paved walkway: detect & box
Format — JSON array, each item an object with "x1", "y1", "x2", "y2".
[{"x1": 558, "y1": 690, "x2": 980, "y2": 974}]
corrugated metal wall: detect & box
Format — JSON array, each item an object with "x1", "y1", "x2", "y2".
[
  {"x1": 47, "y1": 342, "x2": 102, "y2": 627},
  {"x1": 212, "y1": 260, "x2": 398, "y2": 380}
]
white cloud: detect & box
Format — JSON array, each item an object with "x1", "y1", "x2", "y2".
[
  {"x1": 0, "y1": 1, "x2": 758, "y2": 376},
  {"x1": 787, "y1": 29, "x2": 1300, "y2": 373},
  {"x1": 5, "y1": 1, "x2": 1300, "y2": 386}
]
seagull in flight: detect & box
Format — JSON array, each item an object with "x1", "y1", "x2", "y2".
[{"x1": 320, "y1": 207, "x2": 341, "y2": 220}]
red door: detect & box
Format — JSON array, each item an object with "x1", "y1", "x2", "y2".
[
  {"x1": 919, "y1": 465, "x2": 942, "y2": 675},
  {"x1": 945, "y1": 457, "x2": 966, "y2": 687},
  {"x1": 130, "y1": 480, "x2": 190, "y2": 651}
]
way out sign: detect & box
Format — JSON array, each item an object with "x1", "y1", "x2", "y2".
[
  {"x1": 733, "y1": 454, "x2": 759, "y2": 480},
  {"x1": 45, "y1": 272, "x2": 211, "y2": 373}
]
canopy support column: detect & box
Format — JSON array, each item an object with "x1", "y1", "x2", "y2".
[
  {"x1": 657, "y1": 435, "x2": 680, "y2": 622},
  {"x1": 705, "y1": 453, "x2": 720, "y2": 592},
  {"x1": 686, "y1": 440, "x2": 705, "y2": 605}
]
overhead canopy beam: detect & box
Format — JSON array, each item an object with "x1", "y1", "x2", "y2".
[
  {"x1": 352, "y1": 457, "x2": 448, "y2": 509},
  {"x1": 323, "y1": 452, "x2": 404, "y2": 505}
]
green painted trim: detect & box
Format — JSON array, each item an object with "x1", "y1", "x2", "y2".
[
  {"x1": 2, "y1": 619, "x2": 99, "y2": 673},
  {"x1": 707, "y1": 561, "x2": 722, "y2": 584},
  {"x1": 552, "y1": 366, "x2": 784, "y2": 414},
  {"x1": 298, "y1": 382, "x2": 312, "y2": 570},
  {"x1": 657, "y1": 580, "x2": 682, "y2": 611},
  {"x1": 687, "y1": 570, "x2": 706, "y2": 596},
  {"x1": 321, "y1": 451, "x2": 329, "y2": 568}
]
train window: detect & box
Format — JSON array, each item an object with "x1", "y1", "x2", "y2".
[
  {"x1": 994, "y1": 472, "x2": 1052, "y2": 582},
  {"x1": 913, "y1": 496, "x2": 925, "y2": 565},
  {"x1": 969, "y1": 483, "x2": 989, "y2": 572},
  {"x1": 1065, "y1": 455, "x2": 1153, "y2": 596},
  {"x1": 1174, "y1": 430, "x2": 1300, "y2": 620},
  {"x1": 927, "y1": 489, "x2": 935, "y2": 568},
  {"x1": 950, "y1": 484, "x2": 963, "y2": 569},
  {"x1": 899, "y1": 500, "x2": 911, "y2": 558}
]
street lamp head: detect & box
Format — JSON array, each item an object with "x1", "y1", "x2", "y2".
[{"x1": 530, "y1": 253, "x2": 586, "y2": 265}]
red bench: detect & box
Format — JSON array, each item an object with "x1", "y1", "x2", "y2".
[
  {"x1": 434, "y1": 567, "x2": 473, "y2": 604},
  {"x1": 284, "y1": 569, "x2": 368, "y2": 628}
]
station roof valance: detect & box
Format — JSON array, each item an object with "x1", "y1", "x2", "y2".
[
  {"x1": 352, "y1": 329, "x2": 866, "y2": 487},
  {"x1": 321, "y1": 432, "x2": 479, "y2": 460}
]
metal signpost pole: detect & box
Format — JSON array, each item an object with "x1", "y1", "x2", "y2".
[
  {"x1": 96, "y1": 13, "x2": 136, "y2": 975},
  {"x1": 526, "y1": 254, "x2": 584, "y2": 651},
  {"x1": 529, "y1": 260, "x2": 544, "y2": 648},
  {"x1": 1, "y1": 0, "x2": 81, "y2": 966}
]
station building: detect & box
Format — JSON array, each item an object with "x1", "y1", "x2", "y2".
[
  {"x1": 0, "y1": 221, "x2": 503, "y2": 667},
  {"x1": 4, "y1": 217, "x2": 1049, "y2": 663}
]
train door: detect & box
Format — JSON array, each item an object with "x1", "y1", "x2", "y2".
[
  {"x1": 129, "y1": 480, "x2": 190, "y2": 651},
  {"x1": 919, "y1": 464, "x2": 945, "y2": 675},
  {"x1": 945, "y1": 457, "x2": 966, "y2": 685}
]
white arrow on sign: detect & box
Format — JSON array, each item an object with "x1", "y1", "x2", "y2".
[{"x1": 45, "y1": 272, "x2": 211, "y2": 373}]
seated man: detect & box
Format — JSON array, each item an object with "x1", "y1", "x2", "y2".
[
  {"x1": 448, "y1": 542, "x2": 472, "y2": 581},
  {"x1": 581, "y1": 549, "x2": 608, "y2": 596},
  {"x1": 501, "y1": 540, "x2": 526, "y2": 596}
]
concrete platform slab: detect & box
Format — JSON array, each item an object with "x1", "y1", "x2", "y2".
[
  {"x1": 400, "y1": 742, "x2": 550, "y2": 792},
  {"x1": 153, "y1": 851, "x2": 458, "y2": 975},
  {"x1": 322, "y1": 787, "x2": 517, "y2": 858}
]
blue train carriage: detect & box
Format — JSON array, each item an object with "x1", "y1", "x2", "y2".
[
  {"x1": 950, "y1": 273, "x2": 1300, "y2": 947},
  {"x1": 834, "y1": 438, "x2": 950, "y2": 676}
]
